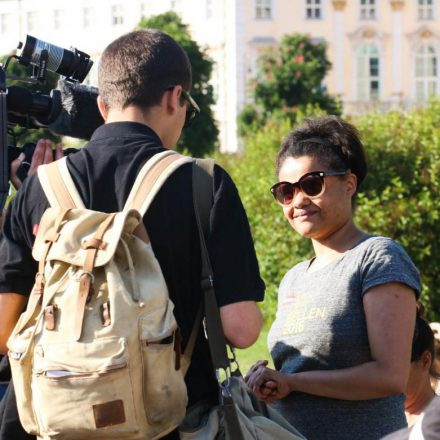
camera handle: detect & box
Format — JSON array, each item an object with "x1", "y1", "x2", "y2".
[{"x1": 0, "y1": 66, "x2": 9, "y2": 213}]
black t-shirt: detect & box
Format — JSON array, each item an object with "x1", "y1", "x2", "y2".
[{"x1": 0, "y1": 122, "x2": 265, "y2": 436}]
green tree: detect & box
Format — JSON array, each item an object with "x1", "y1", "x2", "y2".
[
  {"x1": 238, "y1": 34, "x2": 341, "y2": 135},
  {"x1": 138, "y1": 12, "x2": 218, "y2": 156},
  {"x1": 2, "y1": 53, "x2": 60, "y2": 146}
]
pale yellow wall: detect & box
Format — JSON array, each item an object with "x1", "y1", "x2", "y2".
[{"x1": 241, "y1": 0, "x2": 440, "y2": 113}]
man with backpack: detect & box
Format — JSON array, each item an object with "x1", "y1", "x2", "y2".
[{"x1": 0, "y1": 29, "x2": 265, "y2": 439}]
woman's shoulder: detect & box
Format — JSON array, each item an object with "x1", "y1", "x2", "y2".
[
  {"x1": 353, "y1": 235, "x2": 409, "y2": 258},
  {"x1": 354, "y1": 235, "x2": 421, "y2": 296}
]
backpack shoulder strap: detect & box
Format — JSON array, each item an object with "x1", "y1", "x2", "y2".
[
  {"x1": 181, "y1": 158, "x2": 219, "y2": 375},
  {"x1": 123, "y1": 150, "x2": 193, "y2": 216},
  {"x1": 37, "y1": 157, "x2": 85, "y2": 209}
]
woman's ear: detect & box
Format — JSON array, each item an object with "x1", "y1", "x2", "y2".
[
  {"x1": 97, "y1": 95, "x2": 108, "y2": 121},
  {"x1": 346, "y1": 172, "x2": 358, "y2": 198}
]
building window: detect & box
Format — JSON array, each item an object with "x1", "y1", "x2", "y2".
[
  {"x1": 83, "y1": 7, "x2": 94, "y2": 28},
  {"x1": 112, "y1": 5, "x2": 124, "y2": 25},
  {"x1": 27, "y1": 11, "x2": 38, "y2": 32},
  {"x1": 255, "y1": 0, "x2": 272, "y2": 19},
  {"x1": 356, "y1": 44, "x2": 380, "y2": 101},
  {"x1": 418, "y1": 0, "x2": 435, "y2": 20},
  {"x1": 0, "y1": 13, "x2": 11, "y2": 34},
  {"x1": 53, "y1": 9, "x2": 64, "y2": 30},
  {"x1": 415, "y1": 44, "x2": 438, "y2": 100},
  {"x1": 306, "y1": 0, "x2": 322, "y2": 19},
  {"x1": 360, "y1": 0, "x2": 376, "y2": 20}
]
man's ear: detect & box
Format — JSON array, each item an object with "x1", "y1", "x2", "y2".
[
  {"x1": 421, "y1": 350, "x2": 433, "y2": 371},
  {"x1": 97, "y1": 95, "x2": 108, "y2": 121},
  {"x1": 164, "y1": 85, "x2": 183, "y2": 115}
]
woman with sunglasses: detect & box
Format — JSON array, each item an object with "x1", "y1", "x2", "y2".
[{"x1": 245, "y1": 116, "x2": 420, "y2": 440}]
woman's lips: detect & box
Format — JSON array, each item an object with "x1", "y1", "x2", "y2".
[{"x1": 292, "y1": 210, "x2": 318, "y2": 220}]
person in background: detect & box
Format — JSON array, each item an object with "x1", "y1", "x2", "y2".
[
  {"x1": 0, "y1": 139, "x2": 62, "y2": 230},
  {"x1": 245, "y1": 116, "x2": 419, "y2": 440},
  {"x1": 405, "y1": 314, "x2": 440, "y2": 427},
  {"x1": 429, "y1": 322, "x2": 440, "y2": 394}
]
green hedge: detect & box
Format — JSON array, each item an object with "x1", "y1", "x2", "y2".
[{"x1": 216, "y1": 102, "x2": 440, "y2": 323}]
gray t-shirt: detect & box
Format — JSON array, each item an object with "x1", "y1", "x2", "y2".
[{"x1": 268, "y1": 235, "x2": 420, "y2": 440}]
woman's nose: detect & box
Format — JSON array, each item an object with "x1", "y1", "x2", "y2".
[{"x1": 292, "y1": 188, "x2": 310, "y2": 208}]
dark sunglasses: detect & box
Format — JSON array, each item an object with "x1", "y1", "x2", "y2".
[
  {"x1": 165, "y1": 85, "x2": 200, "y2": 128},
  {"x1": 270, "y1": 170, "x2": 347, "y2": 205}
]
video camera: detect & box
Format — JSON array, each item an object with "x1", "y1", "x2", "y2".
[{"x1": 1, "y1": 35, "x2": 104, "y2": 212}]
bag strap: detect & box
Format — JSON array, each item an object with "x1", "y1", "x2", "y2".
[
  {"x1": 191, "y1": 159, "x2": 230, "y2": 370},
  {"x1": 191, "y1": 159, "x2": 246, "y2": 440},
  {"x1": 181, "y1": 158, "x2": 215, "y2": 374},
  {"x1": 38, "y1": 152, "x2": 193, "y2": 216},
  {"x1": 37, "y1": 157, "x2": 85, "y2": 209},
  {"x1": 123, "y1": 150, "x2": 192, "y2": 216}
]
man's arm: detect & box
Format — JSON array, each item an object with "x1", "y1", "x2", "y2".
[
  {"x1": 0, "y1": 293, "x2": 28, "y2": 354},
  {"x1": 220, "y1": 300, "x2": 262, "y2": 349}
]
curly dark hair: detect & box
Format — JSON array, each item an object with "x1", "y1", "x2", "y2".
[{"x1": 276, "y1": 116, "x2": 368, "y2": 198}]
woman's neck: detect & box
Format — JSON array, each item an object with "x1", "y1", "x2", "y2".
[
  {"x1": 405, "y1": 382, "x2": 435, "y2": 415},
  {"x1": 312, "y1": 219, "x2": 366, "y2": 260}
]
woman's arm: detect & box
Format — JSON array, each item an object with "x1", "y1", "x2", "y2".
[{"x1": 246, "y1": 281, "x2": 417, "y2": 401}]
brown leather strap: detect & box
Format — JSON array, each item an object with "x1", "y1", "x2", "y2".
[
  {"x1": 74, "y1": 273, "x2": 93, "y2": 341},
  {"x1": 83, "y1": 214, "x2": 116, "y2": 273},
  {"x1": 181, "y1": 303, "x2": 203, "y2": 374},
  {"x1": 74, "y1": 213, "x2": 116, "y2": 341},
  {"x1": 36, "y1": 208, "x2": 71, "y2": 294},
  {"x1": 81, "y1": 238, "x2": 108, "y2": 250},
  {"x1": 15, "y1": 209, "x2": 70, "y2": 336}
]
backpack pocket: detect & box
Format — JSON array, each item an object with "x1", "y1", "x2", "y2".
[
  {"x1": 32, "y1": 336, "x2": 139, "y2": 439},
  {"x1": 8, "y1": 325, "x2": 40, "y2": 434},
  {"x1": 139, "y1": 313, "x2": 188, "y2": 435}
]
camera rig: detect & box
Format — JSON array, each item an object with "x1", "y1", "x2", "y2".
[{"x1": 0, "y1": 35, "x2": 93, "y2": 212}]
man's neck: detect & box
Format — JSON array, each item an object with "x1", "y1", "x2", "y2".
[
  {"x1": 105, "y1": 106, "x2": 152, "y2": 125},
  {"x1": 104, "y1": 106, "x2": 170, "y2": 148}
]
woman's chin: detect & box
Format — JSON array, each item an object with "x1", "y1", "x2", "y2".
[{"x1": 291, "y1": 222, "x2": 316, "y2": 238}]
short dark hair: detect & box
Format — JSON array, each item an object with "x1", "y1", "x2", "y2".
[
  {"x1": 276, "y1": 116, "x2": 368, "y2": 195},
  {"x1": 411, "y1": 316, "x2": 440, "y2": 380},
  {"x1": 98, "y1": 29, "x2": 192, "y2": 110}
]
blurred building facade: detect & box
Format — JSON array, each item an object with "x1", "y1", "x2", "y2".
[{"x1": 0, "y1": 0, "x2": 439, "y2": 152}]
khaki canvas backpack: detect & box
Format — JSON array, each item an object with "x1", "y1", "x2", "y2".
[{"x1": 7, "y1": 150, "x2": 208, "y2": 440}]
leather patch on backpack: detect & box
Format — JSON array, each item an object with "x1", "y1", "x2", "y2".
[{"x1": 93, "y1": 400, "x2": 125, "y2": 428}]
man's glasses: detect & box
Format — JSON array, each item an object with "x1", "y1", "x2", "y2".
[
  {"x1": 165, "y1": 85, "x2": 200, "y2": 128},
  {"x1": 270, "y1": 170, "x2": 347, "y2": 205}
]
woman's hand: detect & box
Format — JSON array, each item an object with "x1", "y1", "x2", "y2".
[
  {"x1": 10, "y1": 139, "x2": 63, "y2": 190},
  {"x1": 244, "y1": 360, "x2": 293, "y2": 403}
]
